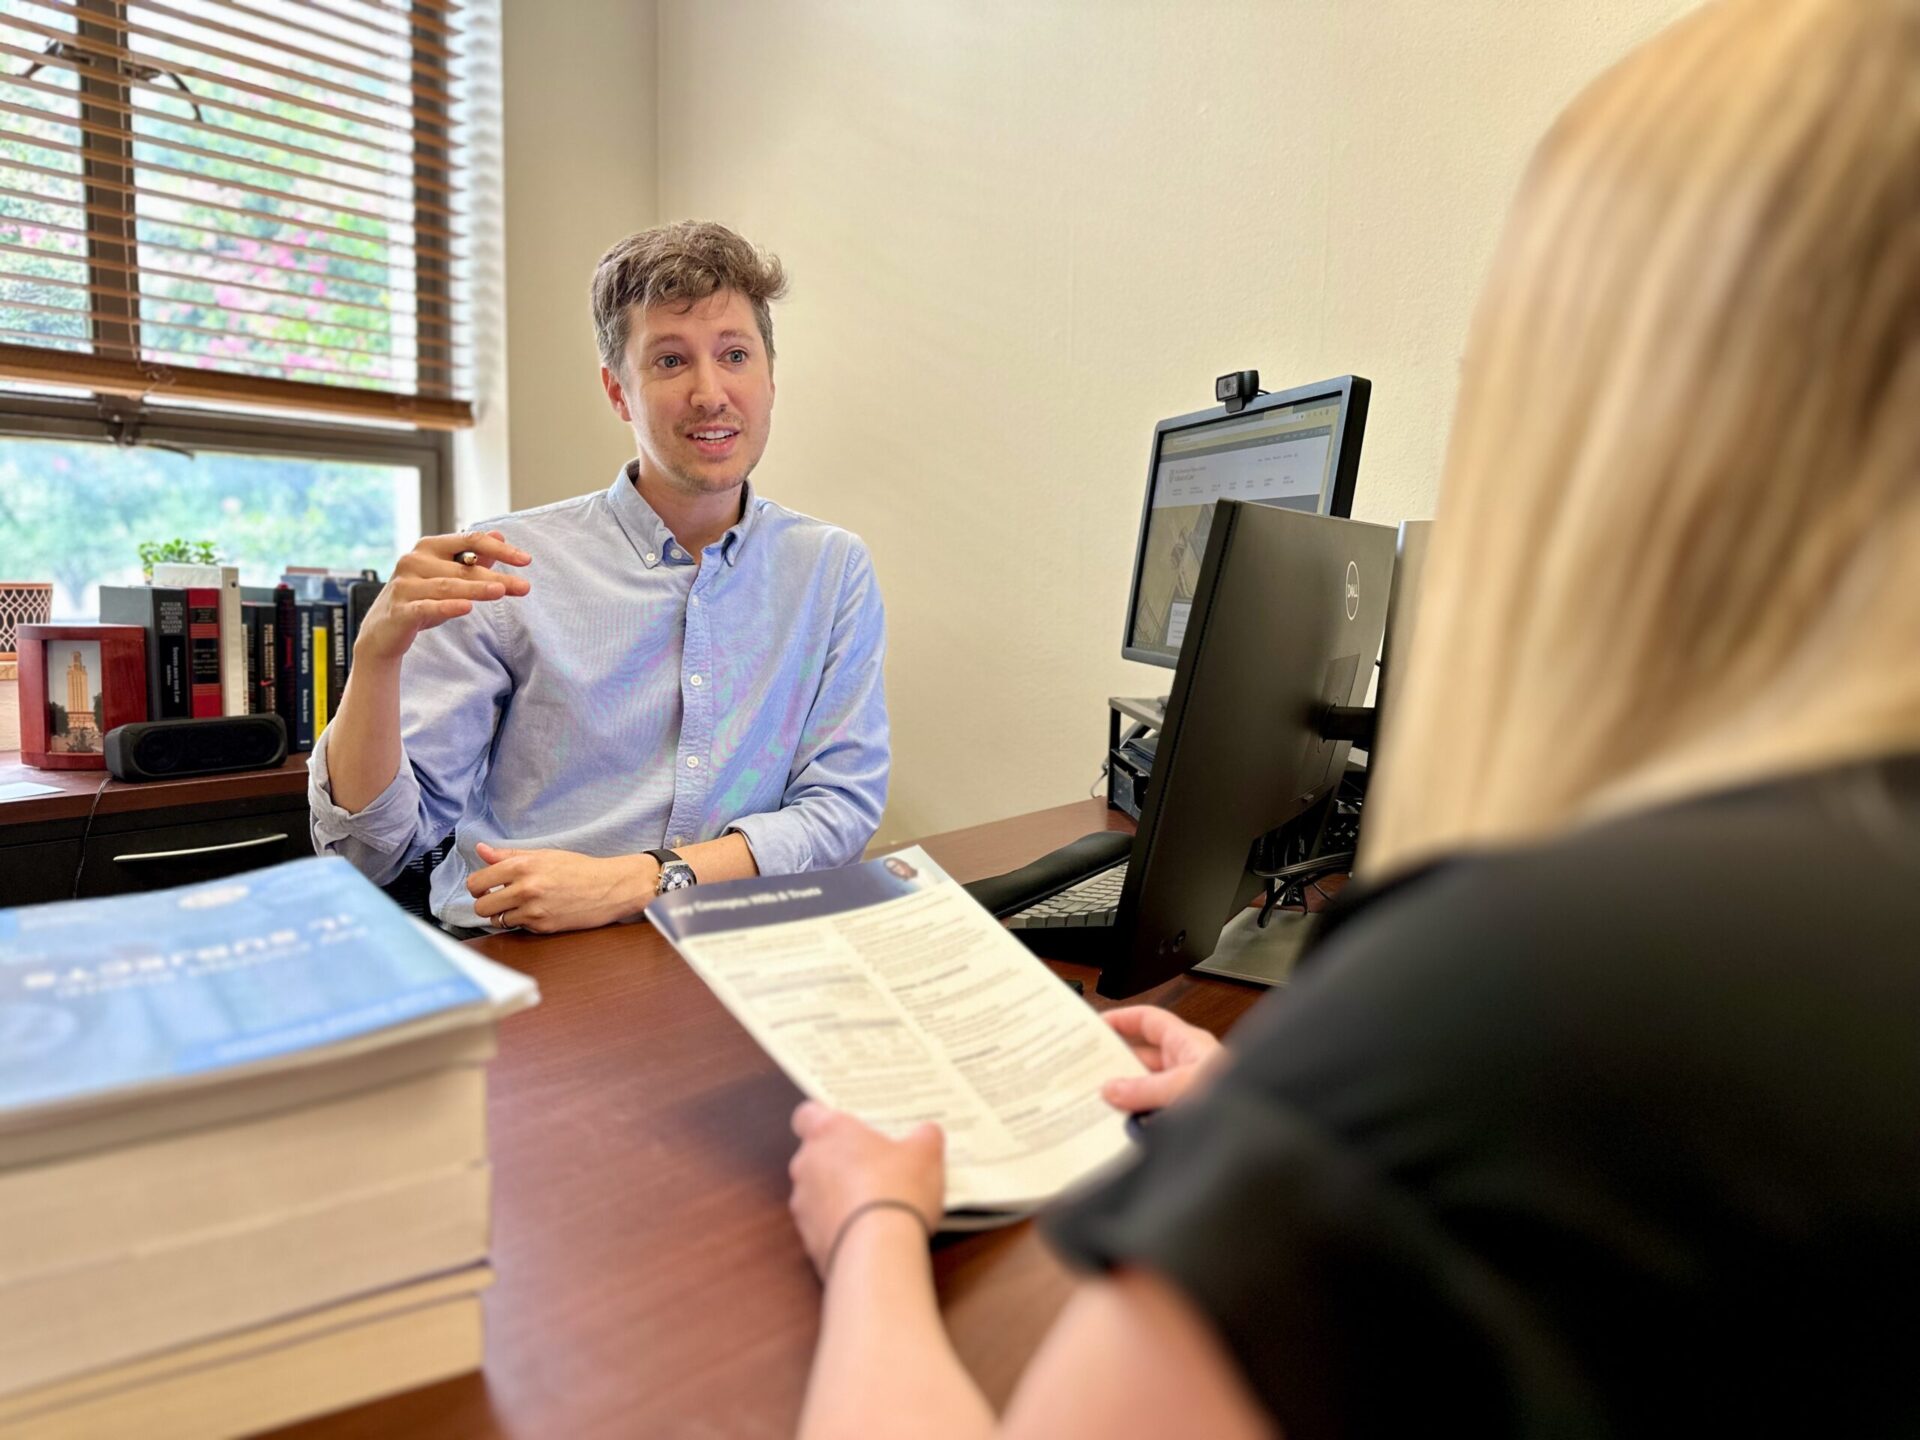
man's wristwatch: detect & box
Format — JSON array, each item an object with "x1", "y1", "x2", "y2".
[{"x1": 646, "y1": 848, "x2": 698, "y2": 895}]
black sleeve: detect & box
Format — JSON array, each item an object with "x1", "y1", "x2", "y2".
[
  {"x1": 1045, "y1": 1075, "x2": 1574, "y2": 1440},
  {"x1": 1044, "y1": 871, "x2": 1604, "y2": 1440},
  {"x1": 1045, "y1": 777, "x2": 1920, "y2": 1440}
]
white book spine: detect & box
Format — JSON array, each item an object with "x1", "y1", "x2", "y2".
[{"x1": 217, "y1": 567, "x2": 244, "y2": 716}]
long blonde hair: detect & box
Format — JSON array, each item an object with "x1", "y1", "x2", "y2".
[{"x1": 1363, "y1": 0, "x2": 1920, "y2": 877}]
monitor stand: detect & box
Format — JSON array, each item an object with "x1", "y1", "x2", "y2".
[
  {"x1": 1190, "y1": 907, "x2": 1321, "y2": 988},
  {"x1": 1109, "y1": 694, "x2": 1168, "y2": 731}
]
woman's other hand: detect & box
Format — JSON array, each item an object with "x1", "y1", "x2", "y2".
[{"x1": 1100, "y1": 1006, "x2": 1226, "y2": 1113}]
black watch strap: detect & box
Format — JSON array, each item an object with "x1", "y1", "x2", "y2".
[{"x1": 645, "y1": 848, "x2": 697, "y2": 895}]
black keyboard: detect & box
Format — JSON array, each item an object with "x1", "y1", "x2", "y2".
[
  {"x1": 960, "y1": 831, "x2": 1135, "y2": 963},
  {"x1": 1004, "y1": 862, "x2": 1128, "y2": 929}
]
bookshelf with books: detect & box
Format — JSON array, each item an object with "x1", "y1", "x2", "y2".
[
  {"x1": 77, "y1": 567, "x2": 382, "y2": 763},
  {"x1": 1, "y1": 564, "x2": 385, "y2": 906}
]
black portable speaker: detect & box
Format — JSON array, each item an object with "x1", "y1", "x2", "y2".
[{"x1": 104, "y1": 714, "x2": 290, "y2": 782}]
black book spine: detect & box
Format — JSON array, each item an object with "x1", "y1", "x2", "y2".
[
  {"x1": 241, "y1": 604, "x2": 261, "y2": 715},
  {"x1": 327, "y1": 600, "x2": 348, "y2": 713},
  {"x1": 258, "y1": 611, "x2": 278, "y2": 720},
  {"x1": 274, "y1": 584, "x2": 299, "y2": 744},
  {"x1": 345, "y1": 579, "x2": 383, "y2": 675},
  {"x1": 154, "y1": 588, "x2": 189, "y2": 719},
  {"x1": 294, "y1": 603, "x2": 315, "y2": 751},
  {"x1": 242, "y1": 602, "x2": 280, "y2": 717}
]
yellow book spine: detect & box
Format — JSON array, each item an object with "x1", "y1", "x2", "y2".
[{"x1": 313, "y1": 625, "x2": 329, "y2": 734}]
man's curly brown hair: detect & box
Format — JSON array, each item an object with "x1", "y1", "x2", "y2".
[{"x1": 590, "y1": 220, "x2": 789, "y2": 375}]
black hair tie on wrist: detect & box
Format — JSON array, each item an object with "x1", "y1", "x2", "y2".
[{"x1": 824, "y1": 1198, "x2": 932, "y2": 1279}]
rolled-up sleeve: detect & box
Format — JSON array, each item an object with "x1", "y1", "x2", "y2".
[
  {"x1": 308, "y1": 603, "x2": 514, "y2": 886},
  {"x1": 728, "y1": 542, "x2": 889, "y2": 874}
]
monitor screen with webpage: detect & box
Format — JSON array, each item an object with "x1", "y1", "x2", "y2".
[{"x1": 1122, "y1": 375, "x2": 1371, "y2": 667}]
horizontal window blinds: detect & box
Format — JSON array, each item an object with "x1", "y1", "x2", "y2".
[{"x1": 0, "y1": 0, "x2": 472, "y2": 428}]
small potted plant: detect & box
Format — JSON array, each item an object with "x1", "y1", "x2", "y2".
[{"x1": 137, "y1": 538, "x2": 219, "y2": 582}]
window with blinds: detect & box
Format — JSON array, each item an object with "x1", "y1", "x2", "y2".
[{"x1": 0, "y1": 0, "x2": 471, "y2": 428}]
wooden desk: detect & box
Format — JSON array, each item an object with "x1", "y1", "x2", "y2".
[
  {"x1": 272, "y1": 799, "x2": 1266, "y2": 1440},
  {"x1": 0, "y1": 752, "x2": 310, "y2": 828}
]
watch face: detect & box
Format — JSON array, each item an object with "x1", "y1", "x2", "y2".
[{"x1": 658, "y1": 861, "x2": 698, "y2": 892}]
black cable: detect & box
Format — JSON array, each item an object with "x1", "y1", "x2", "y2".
[
  {"x1": 68, "y1": 772, "x2": 113, "y2": 900},
  {"x1": 1249, "y1": 850, "x2": 1356, "y2": 882},
  {"x1": 1257, "y1": 875, "x2": 1313, "y2": 928},
  {"x1": 1253, "y1": 851, "x2": 1358, "y2": 929}
]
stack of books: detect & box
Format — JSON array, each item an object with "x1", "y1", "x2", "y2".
[
  {"x1": 0, "y1": 857, "x2": 536, "y2": 1438},
  {"x1": 98, "y1": 566, "x2": 383, "y2": 753}
]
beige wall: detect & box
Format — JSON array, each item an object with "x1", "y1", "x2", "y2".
[
  {"x1": 520, "y1": 2, "x2": 1695, "y2": 845},
  {"x1": 497, "y1": 0, "x2": 659, "y2": 516}
]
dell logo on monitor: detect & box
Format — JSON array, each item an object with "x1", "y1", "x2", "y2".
[{"x1": 1345, "y1": 561, "x2": 1361, "y2": 621}]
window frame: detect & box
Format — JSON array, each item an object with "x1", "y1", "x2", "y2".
[
  {"x1": 0, "y1": 387, "x2": 451, "y2": 536},
  {"x1": 0, "y1": 0, "x2": 459, "y2": 540}
]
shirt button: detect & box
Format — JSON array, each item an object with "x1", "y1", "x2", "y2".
[
  {"x1": 644, "y1": 552, "x2": 658, "y2": 565},
  {"x1": 669, "y1": 835, "x2": 686, "y2": 848},
  {"x1": 690, "y1": 674, "x2": 704, "y2": 687},
  {"x1": 686, "y1": 755, "x2": 700, "y2": 769}
]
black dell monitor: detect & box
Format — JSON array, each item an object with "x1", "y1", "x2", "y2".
[
  {"x1": 1122, "y1": 375, "x2": 1371, "y2": 668},
  {"x1": 1098, "y1": 499, "x2": 1394, "y2": 998}
]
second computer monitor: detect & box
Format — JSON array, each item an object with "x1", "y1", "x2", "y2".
[
  {"x1": 1123, "y1": 375, "x2": 1372, "y2": 668},
  {"x1": 1100, "y1": 500, "x2": 1395, "y2": 998}
]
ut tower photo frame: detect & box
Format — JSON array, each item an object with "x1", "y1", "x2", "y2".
[{"x1": 16, "y1": 625, "x2": 148, "y2": 771}]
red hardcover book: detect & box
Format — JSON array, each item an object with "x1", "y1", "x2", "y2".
[{"x1": 185, "y1": 586, "x2": 224, "y2": 718}]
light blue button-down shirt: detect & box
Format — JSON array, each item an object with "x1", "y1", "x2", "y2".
[{"x1": 308, "y1": 465, "x2": 889, "y2": 927}]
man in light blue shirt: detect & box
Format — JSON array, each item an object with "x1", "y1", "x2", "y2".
[{"x1": 310, "y1": 222, "x2": 887, "y2": 931}]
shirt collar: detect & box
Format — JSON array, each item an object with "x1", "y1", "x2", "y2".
[{"x1": 607, "y1": 461, "x2": 763, "y2": 569}]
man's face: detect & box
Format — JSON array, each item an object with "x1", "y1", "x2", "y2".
[{"x1": 601, "y1": 288, "x2": 775, "y2": 499}]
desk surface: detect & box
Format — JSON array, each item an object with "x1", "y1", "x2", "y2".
[
  {"x1": 0, "y1": 751, "x2": 309, "y2": 827},
  {"x1": 268, "y1": 798, "x2": 1266, "y2": 1440}
]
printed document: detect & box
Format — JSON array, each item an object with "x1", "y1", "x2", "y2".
[{"x1": 648, "y1": 847, "x2": 1146, "y2": 1220}]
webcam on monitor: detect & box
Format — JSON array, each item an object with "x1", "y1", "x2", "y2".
[{"x1": 1214, "y1": 369, "x2": 1261, "y2": 414}]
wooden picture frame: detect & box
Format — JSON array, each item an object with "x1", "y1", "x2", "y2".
[{"x1": 17, "y1": 624, "x2": 148, "y2": 771}]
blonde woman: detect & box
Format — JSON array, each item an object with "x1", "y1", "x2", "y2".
[{"x1": 785, "y1": 0, "x2": 1920, "y2": 1435}]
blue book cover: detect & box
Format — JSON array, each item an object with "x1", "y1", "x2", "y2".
[
  {"x1": 0, "y1": 857, "x2": 486, "y2": 1117},
  {"x1": 279, "y1": 570, "x2": 376, "y2": 604}
]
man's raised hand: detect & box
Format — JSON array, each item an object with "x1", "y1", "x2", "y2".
[{"x1": 354, "y1": 530, "x2": 531, "y2": 666}]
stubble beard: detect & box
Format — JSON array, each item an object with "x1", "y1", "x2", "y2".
[
  {"x1": 654, "y1": 425, "x2": 763, "y2": 498},
  {"x1": 657, "y1": 455, "x2": 754, "y2": 498}
]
